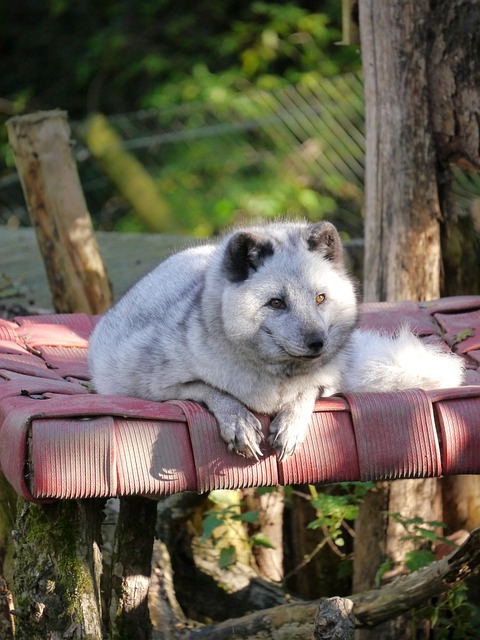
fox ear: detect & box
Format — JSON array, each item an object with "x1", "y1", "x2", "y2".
[
  {"x1": 223, "y1": 231, "x2": 274, "y2": 282},
  {"x1": 306, "y1": 222, "x2": 343, "y2": 262}
]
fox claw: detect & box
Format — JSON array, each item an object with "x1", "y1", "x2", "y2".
[
  {"x1": 218, "y1": 407, "x2": 264, "y2": 459},
  {"x1": 268, "y1": 433, "x2": 297, "y2": 461},
  {"x1": 229, "y1": 436, "x2": 263, "y2": 461},
  {"x1": 268, "y1": 410, "x2": 309, "y2": 461}
]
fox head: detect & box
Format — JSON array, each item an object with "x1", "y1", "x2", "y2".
[{"x1": 217, "y1": 221, "x2": 358, "y2": 373}]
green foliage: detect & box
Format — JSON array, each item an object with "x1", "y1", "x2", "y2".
[
  {"x1": 200, "y1": 484, "x2": 376, "y2": 573},
  {"x1": 390, "y1": 512, "x2": 480, "y2": 635},
  {"x1": 390, "y1": 512, "x2": 454, "y2": 574},
  {"x1": 0, "y1": 0, "x2": 359, "y2": 118},
  {"x1": 417, "y1": 584, "x2": 480, "y2": 639},
  {"x1": 200, "y1": 490, "x2": 271, "y2": 569},
  {"x1": 404, "y1": 548, "x2": 435, "y2": 572},
  {"x1": 308, "y1": 483, "x2": 373, "y2": 549},
  {"x1": 218, "y1": 545, "x2": 237, "y2": 569},
  {"x1": 391, "y1": 513, "x2": 455, "y2": 550},
  {"x1": 94, "y1": 71, "x2": 365, "y2": 236},
  {"x1": 1, "y1": 0, "x2": 363, "y2": 234},
  {"x1": 141, "y1": 1, "x2": 358, "y2": 108}
]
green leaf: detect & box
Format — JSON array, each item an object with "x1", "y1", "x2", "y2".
[
  {"x1": 452, "y1": 328, "x2": 474, "y2": 347},
  {"x1": 426, "y1": 520, "x2": 447, "y2": 529},
  {"x1": 219, "y1": 545, "x2": 236, "y2": 569},
  {"x1": 413, "y1": 527, "x2": 439, "y2": 542},
  {"x1": 405, "y1": 549, "x2": 435, "y2": 572},
  {"x1": 200, "y1": 514, "x2": 223, "y2": 543},
  {"x1": 250, "y1": 533, "x2": 276, "y2": 549},
  {"x1": 306, "y1": 518, "x2": 324, "y2": 530},
  {"x1": 374, "y1": 560, "x2": 393, "y2": 588},
  {"x1": 234, "y1": 510, "x2": 259, "y2": 524}
]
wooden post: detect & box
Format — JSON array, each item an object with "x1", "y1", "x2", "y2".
[
  {"x1": 108, "y1": 497, "x2": 158, "y2": 640},
  {"x1": 6, "y1": 110, "x2": 113, "y2": 314}
]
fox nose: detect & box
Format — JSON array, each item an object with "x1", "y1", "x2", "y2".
[{"x1": 306, "y1": 333, "x2": 325, "y2": 354}]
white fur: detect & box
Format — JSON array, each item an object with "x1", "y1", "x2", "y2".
[
  {"x1": 89, "y1": 221, "x2": 464, "y2": 460},
  {"x1": 340, "y1": 327, "x2": 465, "y2": 393}
]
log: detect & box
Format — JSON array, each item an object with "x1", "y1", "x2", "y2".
[
  {"x1": 352, "y1": 525, "x2": 480, "y2": 627},
  {"x1": 6, "y1": 110, "x2": 113, "y2": 314},
  {"x1": 312, "y1": 597, "x2": 355, "y2": 640},
  {"x1": 179, "y1": 527, "x2": 480, "y2": 639}
]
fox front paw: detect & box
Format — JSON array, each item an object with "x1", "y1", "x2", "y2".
[
  {"x1": 268, "y1": 414, "x2": 307, "y2": 461},
  {"x1": 217, "y1": 406, "x2": 264, "y2": 460}
]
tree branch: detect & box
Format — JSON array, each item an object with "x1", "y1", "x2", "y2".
[
  {"x1": 353, "y1": 525, "x2": 480, "y2": 627},
  {"x1": 178, "y1": 527, "x2": 480, "y2": 639}
]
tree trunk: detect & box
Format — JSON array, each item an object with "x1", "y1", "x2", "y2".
[
  {"x1": 360, "y1": 0, "x2": 442, "y2": 304},
  {"x1": 246, "y1": 488, "x2": 284, "y2": 583},
  {"x1": 360, "y1": 0, "x2": 480, "y2": 300},
  {"x1": 6, "y1": 110, "x2": 113, "y2": 314},
  {"x1": 12, "y1": 500, "x2": 105, "y2": 640},
  {"x1": 428, "y1": 0, "x2": 480, "y2": 296},
  {"x1": 357, "y1": 1, "x2": 480, "y2": 637}
]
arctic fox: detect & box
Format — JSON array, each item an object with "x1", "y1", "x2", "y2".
[{"x1": 88, "y1": 220, "x2": 464, "y2": 460}]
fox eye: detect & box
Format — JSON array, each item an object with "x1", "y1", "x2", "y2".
[
  {"x1": 316, "y1": 293, "x2": 326, "y2": 304},
  {"x1": 268, "y1": 298, "x2": 286, "y2": 310}
]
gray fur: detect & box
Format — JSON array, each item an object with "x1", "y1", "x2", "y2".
[{"x1": 88, "y1": 220, "x2": 464, "y2": 460}]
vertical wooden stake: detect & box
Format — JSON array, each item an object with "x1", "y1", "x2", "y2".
[
  {"x1": 108, "y1": 497, "x2": 158, "y2": 640},
  {"x1": 6, "y1": 110, "x2": 113, "y2": 314}
]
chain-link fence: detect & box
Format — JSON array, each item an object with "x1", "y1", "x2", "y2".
[{"x1": 1, "y1": 73, "x2": 479, "y2": 237}]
